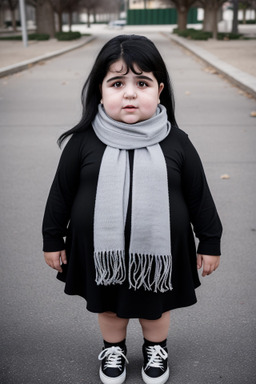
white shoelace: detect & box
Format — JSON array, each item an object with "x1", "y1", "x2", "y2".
[
  {"x1": 145, "y1": 345, "x2": 168, "y2": 371},
  {"x1": 98, "y1": 346, "x2": 129, "y2": 371}
]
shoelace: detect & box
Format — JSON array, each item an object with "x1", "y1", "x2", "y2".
[
  {"x1": 145, "y1": 345, "x2": 168, "y2": 371},
  {"x1": 98, "y1": 346, "x2": 129, "y2": 371}
]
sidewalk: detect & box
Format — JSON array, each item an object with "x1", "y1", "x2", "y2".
[
  {"x1": 0, "y1": 35, "x2": 96, "y2": 77},
  {"x1": 166, "y1": 33, "x2": 256, "y2": 99},
  {"x1": 0, "y1": 24, "x2": 256, "y2": 98}
]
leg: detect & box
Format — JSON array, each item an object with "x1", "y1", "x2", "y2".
[
  {"x1": 140, "y1": 311, "x2": 171, "y2": 384},
  {"x1": 139, "y1": 310, "x2": 170, "y2": 342},
  {"x1": 98, "y1": 312, "x2": 129, "y2": 384},
  {"x1": 98, "y1": 311, "x2": 129, "y2": 343}
]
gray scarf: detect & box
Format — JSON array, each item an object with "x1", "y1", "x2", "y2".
[{"x1": 92, "y1": 104, "x2": 172, "y2": 293}]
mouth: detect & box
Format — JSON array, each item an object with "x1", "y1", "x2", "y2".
[{"x1": 123, "y1": 105, "x2": 138, "y2": 110}]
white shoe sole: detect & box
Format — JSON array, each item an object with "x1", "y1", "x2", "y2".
[
  {"x1": 99, "y1": 367, "x2": 126, "y2": 384},
  {"x1": 141, "y1": 367, "x2": 170, "y2": 384}
]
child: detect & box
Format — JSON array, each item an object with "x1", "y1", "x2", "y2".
[{"x1": 42, "y1": 35, "x2": 222, "y2": 384}]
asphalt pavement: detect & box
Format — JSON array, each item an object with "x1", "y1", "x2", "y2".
[{"x1": 0, "y1": 29, "x2": 256, "y2": 384}]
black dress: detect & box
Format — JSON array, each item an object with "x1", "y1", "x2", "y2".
[{"x1": 42, "y1": 125, "x2": 222, "y2": 320}]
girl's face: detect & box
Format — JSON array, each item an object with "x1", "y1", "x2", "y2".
[{"x1": 100, "y1": 59, "x2": 164, "y2": 124}]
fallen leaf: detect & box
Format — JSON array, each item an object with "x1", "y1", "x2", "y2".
[
  {"x1": 185, "y1": 91, "x2": 191, "y2": 95},
  {"x1": 220, "y1": 174, "x2": 230, "y2": 180},
  {"x1": 250, "y1": 111, "x2": 256, "y2": 117}
]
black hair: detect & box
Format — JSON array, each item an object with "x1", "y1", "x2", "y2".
[{"x1": 58, "y1": 34, "x2": 178, "y2": 146}]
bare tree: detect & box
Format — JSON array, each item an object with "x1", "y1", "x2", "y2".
[
  {"x1": 7, "y1": 0, "x2": 18, "y2": 31},
  {"x1": 239, "y1": 0, "x2": 255, "y2": 23},
  {"x1": 28, "y1": 0, "x2": 56, "y2": 37},
  {"x1": 0, "y1": 0, "x2": 7, "y2": 29},
  {"x1": 169, "y1": 0, "x2": 198, "y2": 30},
  {"x1": 51, "y1": 0, "x2": 80, "y2": 32},
  {"x1": 197, "y1": 0, "x2": 226, "y2": 38},
  {"x1": 79, "y1": 0, "x2": 105, "y2": 27},
  {"x1": 64, "y1": 0, "x2": 80, "y2": 31}
]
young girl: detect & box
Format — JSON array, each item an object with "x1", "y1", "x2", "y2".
[{"x1": 42, "y1": 35, "x2": 222, "y2": 384}]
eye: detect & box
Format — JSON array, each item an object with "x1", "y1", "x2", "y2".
[
  {"x1": 137, "y1": 81, "x2": 148, "y2": 88},
  {"x1": 112, "y1": 81, "x2": 123, "y2": 88}
]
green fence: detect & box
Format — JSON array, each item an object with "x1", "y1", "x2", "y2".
[{"x1": 127, "y1": 8, "x2": 199, "y2": 25}]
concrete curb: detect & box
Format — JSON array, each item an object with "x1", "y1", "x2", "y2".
[
  {"x1": 0, "y1": 35, "x2": 96, "y2": 78},
  {"x1": 163, "y1": 32, "x2": 256, "y2": 99}
]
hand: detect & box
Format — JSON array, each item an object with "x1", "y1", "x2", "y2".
[
  {"x1": 197, "y1": 254, "x2": 220, "y2": 277},
  {"x1": 44, "y1": 250, "x2": 67, "y2": 273}
]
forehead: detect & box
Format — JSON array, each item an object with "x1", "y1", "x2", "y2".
[{"x1": 107, "y1": 59, "x2": 142, "y2": 75}]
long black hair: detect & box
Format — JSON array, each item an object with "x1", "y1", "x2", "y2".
[{"x1": 58, "y1": 34, "x2": 178, "y2": 146}]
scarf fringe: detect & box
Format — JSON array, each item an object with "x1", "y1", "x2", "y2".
[
  {"x1": 129, "y1": 253, "x2": 173, "y2": 293},
  {"x1": 94, "y1": 250, "x2": 126, "y2": 286}
]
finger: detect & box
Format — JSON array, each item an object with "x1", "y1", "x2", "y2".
[
  {"x1": 61, "y1": 250, "x2": 67, "y2": 265},
  {"x1": 53, "y1": 258, "x2": 62, "y2": 273},
  {"x1": 197, "y1": 254, "x2": 202, "y2": 269}
]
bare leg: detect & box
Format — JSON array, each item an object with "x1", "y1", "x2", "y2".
[
  {"x1": 139, "y1": 311, "x2": 170, "y2": 342},
  {"x1": 98, "y1": 312, "x2": 129, "y2": 343}
]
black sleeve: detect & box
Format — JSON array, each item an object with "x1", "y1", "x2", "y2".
[
  {"x1": 42, "y1": 134, "x2": 81, "y2": 252},
  {"x1": 182, "y1": 135, "x2": 223, "y2": 256}
]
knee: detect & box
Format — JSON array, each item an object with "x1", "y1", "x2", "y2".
[{"x1": 101, "y1": 311, "x2": 117, "y2": 319}]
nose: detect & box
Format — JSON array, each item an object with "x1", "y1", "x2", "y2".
[{"x1": 124, "y1": 85, "x2": 137, "y2": 99}]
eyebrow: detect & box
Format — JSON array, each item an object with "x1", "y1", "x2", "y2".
[{"x1": 106, "y1": 75, "x2": 154, "y2": 83}]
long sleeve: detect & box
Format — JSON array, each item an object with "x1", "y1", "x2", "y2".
[
  {"x1": 42, "y1": 134, "x2": 82, "y2": 252},
  {"x1": 181, "y1": 135, "x2": 222, "y2": 256}
]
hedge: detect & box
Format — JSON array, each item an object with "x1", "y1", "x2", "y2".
[
  {"x1": 55, "y1": 31, "x2": 81, "y2": 41},
  {"x1": 0, "y1": 33, "x2": 50, "y2": 41},
  {"x1": 173, "y1": 28, "x2": 243, "y2": 40}
]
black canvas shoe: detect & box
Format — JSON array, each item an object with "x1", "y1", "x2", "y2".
[
  {"x1": 98, "y1": 345, "x2": 128, "y2": 384},
  {"x1": 142, "y1": 343, "x2": 169, "y2": 384}
]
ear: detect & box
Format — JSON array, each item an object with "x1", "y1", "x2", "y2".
[
  {"x1": 158, "y1": 82, "x2": 164, "y2": 97},
  {"x1": 99, "y1": 84, "x2": 103, "y2": 104}
]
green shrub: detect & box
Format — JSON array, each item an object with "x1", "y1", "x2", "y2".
[
  {"x1": 55, "y1": 31, "x2": 81, "y2": 41},
  {"x1": 0, "y1": 33, "x2": 50, "y2": 41},
  {"x1": 217, "y1": 32, "x2": 242, "y2": 40},
  {"x1": 5, "y1": 21, "x2": 21, "y2": 28},
  {"x1": 190, "y1": 31, "x2": 210, "y2": 40},
  {"x1": 173, "y1": 29, "x2": 211, "y2": 40},
  {"x1": 28, "y1": 33, "x2": 50, "y2": 40},
  {"x1": 0, "y1": 35, "x2": 22, "y2": 40}
]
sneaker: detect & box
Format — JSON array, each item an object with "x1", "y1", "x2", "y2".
[
  {"x1": 98, "y1": 345, "x2": 128, "y2": 384},
  {"x1": 142, "y1": 344, "x2": 169, "y2": 384}
]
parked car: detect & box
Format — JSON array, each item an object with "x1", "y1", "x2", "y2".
[{"x1": 108, "y1": 20, "x2": 126, "y2": 28}]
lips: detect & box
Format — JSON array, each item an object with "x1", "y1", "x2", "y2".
[{"x1": 123, "y1": 105, "x2": 138, "y2": 110}]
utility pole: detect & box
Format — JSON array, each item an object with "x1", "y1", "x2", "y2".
[{"x1": 19, "y1": 0, "x2": 28, "y2": 47}]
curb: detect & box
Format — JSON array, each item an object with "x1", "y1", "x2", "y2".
[
  {"x1": 0, "y1": 35, "x2": 96, "y2": 78},
  {"x1": 163, "y1": 32, "x2": 256, "y2": 99}
]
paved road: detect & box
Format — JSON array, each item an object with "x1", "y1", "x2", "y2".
[{"x1": 1, "y1": 32, "x2": 256, "y2": 384}]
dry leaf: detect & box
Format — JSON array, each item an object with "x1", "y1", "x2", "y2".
[
  {"x1": 185, "y1": 91, "x2": 191, "y2": 95},
  {"x1": 250, "y1": 111, "x2": 256, "y2": 117},
  {"x1": 220, "y1": 174, "x2": 230, "y2": 180}
]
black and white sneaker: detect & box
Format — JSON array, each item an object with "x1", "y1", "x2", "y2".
[
  {"x1": 142, "y1": 343, "x2": 169, "y2": 384},
  {"x1": 98, "y1": 345, "x2": 128, "y2": 384}
]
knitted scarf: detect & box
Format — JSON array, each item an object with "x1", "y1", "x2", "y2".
[{"x1": 92, "y1": 104, "x2": 172, "y2": 293}]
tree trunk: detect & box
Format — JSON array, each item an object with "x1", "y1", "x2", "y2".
[
  {"x1": 212, "y1": 5, "x2": 218, "y2": 39},
  {"x1": 68, "y1": 11, "x2": 72, "y2": 32},
  {"x1": 57, "y1": 12, "x2": 62, "y2": 33},
  {"x1": 36, "y1": 0, "x2": 55, "y2": 37},
  {"x1": 232, "y1": 0, "x2": 239, "y2": 34},
  {"x1": 243, "y1": 8, "x2": 246, "y2": 24},
  {"x1": 87, "y1": 9, "x2": 91, "y2": 28},
  {"x1": 177, "y1": 7, "x2": 188, "y2": 30},
  {"x1": 203, "y1": 2, "x2": 218, "y2": 39},
  {"x1": 11, "y1": 8, "x2": 17, "y2": 32}
]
